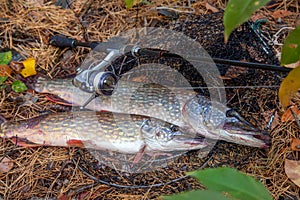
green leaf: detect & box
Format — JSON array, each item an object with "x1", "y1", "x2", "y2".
[
  {"x1": 0, "y1": 51, "x2": 12, "y2": 65},
  {"x1": 0, "y1": 76, "x2": 7, "y2": 85},
  {"x1": 11, "y1": 80, "x2": 27, "y2": 92},
  {"x1": 125, "y1": 0, "x2": 142, "y2": 8},
  {"x1": 281, "y1": 26, "x2": 300, "y2": 66},
  {"x1": 125, "y1": 0, "x2": 134, "y2": 8},
  {"x1": 187, "y1": 167, "x2": 273, "y2": 200},
  {"x1": 224, "y1": 0, "x2": 271, "y2": 42},
  {"x1": 162, "y1": 190, "x2": 231, "y2": 200}
]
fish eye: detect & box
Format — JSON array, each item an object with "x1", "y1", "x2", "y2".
[
  {"x1": 226, "y1": 109, "x2": 236, "y2": 117},
  {"x1": 170, "y1": 125, "x2": 179, "y2": 132}
]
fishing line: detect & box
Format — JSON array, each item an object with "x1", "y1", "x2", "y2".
[
  {"x1": 110, "y1": 85, "x2": 280, "y2": 90},
  {"x1": 74, "y1": 146, "x2": 216, "y2": 189}
]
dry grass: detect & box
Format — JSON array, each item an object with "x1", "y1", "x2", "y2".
[{"x1": 0, "y1": 0, "x2": 299, "y2": 199}]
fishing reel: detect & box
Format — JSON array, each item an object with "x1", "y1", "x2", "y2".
[
  {"x1": 50, "y1": 35, "x2": 175, "y2": 97},
  {"x1": 73, "y1": 70, "x2": 117, "y2": 96},
  {"x1": 50, "y1": 33, "x2": 290, "y2": 108},
  {"x1": 72, "y1": 44, "x2": 142, "y2": 97}
]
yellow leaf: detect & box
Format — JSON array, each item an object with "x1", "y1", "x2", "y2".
[
  {"x1": 20, "y1": 57, "x2": 36, "y2": 78},
  {"x1": 285, "y1": 159, "x2": 300, "y2": 187},
  {"x1": 279, "y1": 66, "x2": 300, "y2": 108}
]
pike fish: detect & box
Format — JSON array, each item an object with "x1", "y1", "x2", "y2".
[
  {"x1": 34, "y1": 77, "x2": 270, "y2": 148},
  {"x1": 0, "y1": 111, "x2": 207, "y2": 154}
]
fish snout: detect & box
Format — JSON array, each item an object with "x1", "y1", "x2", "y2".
[
  {"x1": 223, "y1": 109, "x2": 271, "y2": 148},
  {"x1": 252, "y1": 130, "x2": 271, "y2": 148},
  {"x1": 141, "y1": 120, "x2": 208, "y2": 152}
]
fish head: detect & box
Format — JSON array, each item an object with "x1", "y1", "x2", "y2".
[
  {"x1": 141, "y1": 120, "x2": 207, "y2": 152},
  {"x1": 220, "y1": 109, "x2": 271, "y2": 148},
  {"x1": 182, "y1": 95, "x2": 271, "y2": 148}
]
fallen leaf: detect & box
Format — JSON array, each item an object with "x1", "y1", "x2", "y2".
[
  {"x1": 125, "y1": 0, "x2": 141, "y2": 9},
  {"x1": 0, "y1": 51, "x2": 12, "y2": 65},
  {"x1": 251, "y1": 13, "x2": 267, "y2": 22},
  {"x1": 0, "y1": 157, "x2": 14, "y2": 173},
  {"x1": 281, "y1": 26, "x2": 300, "y2": 66},
  {"x1": 272, "y1": 10, "x2": 294, "y2": 19},
  {"x1": 58, "y1": 193, "x2": 70, "y2": 200},
  {"x1": 285, "y1": 60, "x2": 300, "y2": 69},
  {"x1": 9, "y1": 61, "x2": 24, "y2": 72},
  {"x1": 0, "y1": 64, "x2": 12, "y2": 76},
  {"x1": 11, "y1": 80, "x2": 27, "y2": 93},
  {"x1": 20, "y1": 57, "x2": 36, "y2": 78},
  {"x1": 291, "y1": 138, "x2": 300, "y2": 151},
  {"x1": 206, "y1": 2, "x2": 219, "y2": 13},
  {"x1": 279, "y1": 66, "x2": 300, "y2": 108},
  {"x1": 285, "y1": 159, "x2": 300, "y2": 187},
  {"x1": 0, "y1": 76, "x2": 7, "y2": 85},
  {"x1": 281, "y1": 106, "x2": 300, "y2": 122}
]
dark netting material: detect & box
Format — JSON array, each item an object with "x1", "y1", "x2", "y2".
[
  {"x1": 76, "y1": 11, "x2": 283, "y2": 193},
  {"x1": 158, "y1": 11, "x2": 279, "y2": 65}
]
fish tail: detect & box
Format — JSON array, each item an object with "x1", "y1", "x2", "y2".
[
  {"x1": 0, "y1": 115, "x2": 7, "y2": 137},
  {"x1": 33, "y1": 76, "x2": 48, "y2": 93}
]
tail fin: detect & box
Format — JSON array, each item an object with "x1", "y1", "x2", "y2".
[
  {"x1": 32, "y1": 76, "x2": 48, "y2": 93},
  {"x1": 0, "y1": 115, "x2": 7, "y2": 137}
]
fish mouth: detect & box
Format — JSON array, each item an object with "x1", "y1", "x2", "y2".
[
  {"x1": 171, "y1": 131, "x2": 206, "y2": 146},
  {"x1": 222, "y1": 109, "x2": 271, "y2": 148}
]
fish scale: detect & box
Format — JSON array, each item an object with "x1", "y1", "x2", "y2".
[
  {"x1": 0, "y1": 111, "x2": 207, "y2": 153},
  {"x1": 34, "y1": 77, "x2": 194, "y2": 128},
  {"x1": 33, "y1": 77, "x2": 271, "y2": 148}
]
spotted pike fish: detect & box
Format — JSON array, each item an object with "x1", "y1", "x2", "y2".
[
  {"x1": 34, "y1": 77, "x2": 270, "y2": 148},
  {"x1": 0, "y1": 111, "x2": 207, "y2": 154}
]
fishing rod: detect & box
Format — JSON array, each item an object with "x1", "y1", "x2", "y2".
[
  {"x1": 50, "y1": 35, "x2": 291, "y2": 73},
  {"x1": 49, "y1": 35, "x2": 290, "y2": 108}
]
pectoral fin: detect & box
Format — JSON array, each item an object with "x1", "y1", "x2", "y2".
[
  {"x1": 66, "y1": 139, "x2": 85, "y2": 148},
  {"x1": 133, "y1": 145, "x2": 147, "y2": 164}
]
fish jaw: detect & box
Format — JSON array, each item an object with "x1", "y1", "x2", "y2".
[
  {"x1": 141, "y1": 120, "x2": 208, "y2": 152},
  {"x1": 182, "y1": 95, "x2": 270, "y2": 148},
  {"x1": 220, "y1": 110, "x2": 271, "y2": 148}
]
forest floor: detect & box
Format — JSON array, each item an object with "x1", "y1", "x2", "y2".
[{"x1": 0, "y1": 0, "x2": 299, "y2": 199}]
